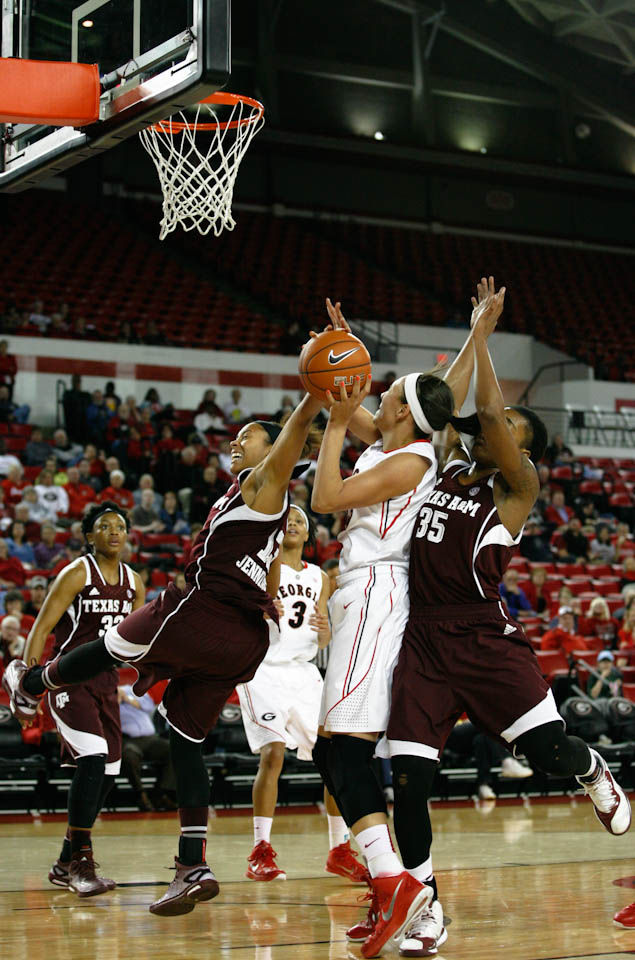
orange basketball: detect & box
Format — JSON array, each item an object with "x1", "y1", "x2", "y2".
[{"x1": 298, "y1": 329, "x2": 372, "y2": 403}]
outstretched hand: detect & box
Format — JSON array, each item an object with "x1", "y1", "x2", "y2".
[
  {"x1": 470, "y1": 276, "x2": 505, "y2": 339},
  {"x1": 305, "y1": 297, "x2": 352, "y2": 345},
  {"x1": 325, "y1": 375, "x2": 372, "y2": 427}
]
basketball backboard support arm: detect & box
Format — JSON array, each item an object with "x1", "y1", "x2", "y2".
[{"x1": 0, "y1": 0, "x2": 230, "y2": 192}]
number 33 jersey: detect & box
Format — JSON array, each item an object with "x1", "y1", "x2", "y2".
[
  {"x1": 53, "y1": 554, "x2": 137, "y2": 658},
  {"x1": 264, "y1": 561, "x2": 324, "y2": 665}
]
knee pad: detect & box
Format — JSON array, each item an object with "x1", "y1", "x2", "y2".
[
  {"x1": 76, "y1": 754, "x2": 107, "y2": 777},
  {"x1": 312, "y1": 735, "x2": 338, "y2": 798},
  {"x1": 514, "y1": 721, "x2": 590, "y2": 778},
  {"x1": 327, "y1": 735, "x2": 386, "y2": 827},
  {"x1": 391, "y1": 755, "x2": 437, "y2": 869}
]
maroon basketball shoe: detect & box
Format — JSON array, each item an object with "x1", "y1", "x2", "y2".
[
  {"x1": 149, "y1": 858, "x2": 219, "y2": 916},
  {"x1": 346, "y1": 888, "x2": 380, "y2": 942},
  {"x1": 399, "y1": 899, "x2": 447, "y2": 957},
  {"x1": 614, "y1": 902, "x2": 635, "y2": 928},
  {"x1": 245, "y1": 841, "x2": 287, "y2": 881},
  {"x1": 577, "y1": 749, "x2": 631, "y2": 835},
  {"x1": 49, "y1": 858, "x2": 116, "y2": 891},
  {"x1": 361, "y1": 873, "x2": 432, "y2": 959},
  {"x1": 2, "y1": 660, "x2": 44, "y2": 723},
  {"x1": 325, "y1": 841, "x2": 371, "y2": 885},
  {"x1": 68, "y1": 855, "x2": 115, "y2": 898}
]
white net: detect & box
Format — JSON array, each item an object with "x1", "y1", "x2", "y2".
[{"x1": 139, "y1": 94, "x2": 265, "y2": 240}]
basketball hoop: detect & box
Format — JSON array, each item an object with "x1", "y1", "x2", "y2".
[{"x1": 139, "y1": 92, "x2": 265, "y2": 240}]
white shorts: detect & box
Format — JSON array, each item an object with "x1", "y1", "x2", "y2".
[
  {"x1": 320, "y1": 565, "x2": 409, "y2": 734},
  {"x1": 237, "y1": 660, "x2": 323, "y2": 761}
]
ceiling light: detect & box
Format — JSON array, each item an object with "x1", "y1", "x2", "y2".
[
  {"x1": 82, "y1": 19, "x2": 94, "y2": 27},
  {"x1": 374, "y1": 131, "x2": 385, "y2": 141},
  {"x1": 480, "y1": 146, "x2": 487, "y2": 154}
]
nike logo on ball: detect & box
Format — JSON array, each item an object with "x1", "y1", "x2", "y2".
[
  {"x1": 328, "y1": 348, "x2": 358, "y2": 365},
  {"x1": 381, "y1": 879, "x2": 404, "y2": 922}
]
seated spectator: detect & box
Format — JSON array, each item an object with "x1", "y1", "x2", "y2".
[
  {"x1": 118, "y1": 684, "x2": 176, "y2": 812},
  {"x1": 140, "y1": 387, "x2": 163, "y2": 416},
  {"x1": 107, "y1": 400, "x2": 134, "y2": 446},
  {"x1": 217, "y1": 439, "x2": 232, "y2": 474},
  {"x1": 617, "y1": 603, "x2": 635, "y2": 662},
  {"x1": 322, "y1": 557, "x2": 340, "y2": 597},
  {"x1": 17, "y1": 485, "x2": 49, "y2": 523},
  {"x1": 34, "y1": 468, "x2": 70, "y2": 522},
  {"x1": 137, "y1": 406, "x2": 156, "y2": 439},
  {"x1": 189, "y1": 464, "x2": 228, "y2": 524},
  {"x1": 0, "y1": 339, "x2": 18, "y2": 397},
  {"x1": 130, "y1": 489, "x2": 163, "y2": 533},
  {"x1": 223, "y1": 387, "x2": 251, "y2": 424},
  {"x1": 587, "y1": 650, "x2": 622, "y2": 700},
  {"x1": 43, "y1": 454, "x2": 68, "y2": 487},
  {"x1": 0, "y1": 436, "x2": 22, "y2": 477},
  {"x1": 1, "y1": 463, "x2": 26, "y2": 505},
  {"x1": 159, "y1": 491, "x2": 190, "y2": 535},
  {"x1": 196, "y1": 388, "x2": 224, "y2": 419},
  {"x1": 0, "y1": 538, "x2": 26, "y2": 587},
  {"x1": 156, "y1": 423, "x2": 184, "y2": 456},
  {"x1": 86, "y1": 389, "x2": 113, "y2": 445},
  {"x1": 5, "y1": 520, "x2": 35, "y2": 565},
  {"x1": 98, "y1": 469, "x2": 135, "y2": 510},
  {"x1": 23, "y1": 575, "x2": 48, "y2": 617},
  {"x1": 194, "y1": 400, "x2": 225, "y2": 436},
  {"x1": 541, "y1": 606, "x2": 589, "y2": 655},
  {"x1": 51, "y1": 427, "x2": 83, "y2": 466},
  {"x1": 499, "y1": 569, "x2": 533, "y2": 619},
  {"x1": 589, "y1": 524, "x2": 617, "y2": 564},
  {"x1": 445, "y1": 719, "x2": 533, "y2": 802},
  {"x1": 83, "y1": 443, "x2": 106, "y2": 480},
  {"x1": 0, "y1": 614, "x2": 26, "y2": 665},
  {"x1": 174, "y1": 447, "x2": 202, "y2": 515},
  {"x1": 64, "y1": 464, "x2": 97, "y2": 517},
  {"x1": 1, "y1": 589, "x2": 35, "y2": 635},
  {"x1": 523, "y1": 566, "x2": 549, "y2": 616},
  {"x1": 519, "y1": 515, "x2": 553, "y2": 562},
  {"x1": 544, "y1": 433, "x2": 573, "y2": 466},
  {"x1": 133, "y1": 474, "x2": 162, "y2": 511},
  {"x1": 545, "y1": 490, "x2": 574, "y2": 528},
  {"x1": 104, "y1": 381, "x2": 121, "y2": 413},
  {"x1": 577, "y1": 498, "x2": 599, "y2": 526},
  {"x1": 24, "y1": 426, "x2": 51, "y2": 466},
  {"x1": 274, "y1": 394, "x2": 295, "y2": 422},
  {"x1": 619, "y1": 557, "x2": 635, "y2": 592},
  {"x1": 579, "y1": 597, "x2": 619, "y2": 648},
  {"x1": 0, "y1": 384, "x2": 30, "y2": 424},
  {"x1": 556, "y1": 517, "x2": 590, "y2": 564},
  {"x1": 77, "y1": 457, "x2": 103, "y2": 493},
  {"x1": 34, "y1": 523, "x2": 66, "y2": 570},
  {"x1": 28, "y1": 298, "x2": 50, "y2": 331},
  {"x1": 50, "y1": 538, "x2": 84, "y2": 576}
]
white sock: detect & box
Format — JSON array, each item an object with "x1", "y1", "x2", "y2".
[
  {"x1": 327, "y1": 815, "x2": 349, "y2": 850},
  {"x1": 355, "y1": 824, "x2": 402, "y2": 878},
  {"x1": 580, "y1": 749, "x2": 599, "y2": 780},
  {"x1": 407, "y1": 857, "x2": 433, "y2": 883},
  {"x1": 254, "y1": 816, "x2": 273, "y2": 846}
]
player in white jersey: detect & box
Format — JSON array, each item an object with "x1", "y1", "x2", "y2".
[
  {"x1": 309, "y1": 299, "x2": 455, "y2": 907},
  {"x1": 238, "y1": 506, "x2": 369, "y2": 884}
]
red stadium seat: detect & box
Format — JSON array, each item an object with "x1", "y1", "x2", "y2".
[
  {"x1": 622, "y1": 683, "x2": 635, "y2": 702},
  {"x1": 535, "y1": 649, "x2": 570, "y2": 677}
]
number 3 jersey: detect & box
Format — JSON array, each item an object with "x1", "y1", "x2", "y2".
[
  {"x1": 409, "y1": 459, "x2": 523, "y2": 608},
  {"x1": 264, "y1": 561, "x2": 324, "y2": 665},
  {"x1": 52, "y1": 554, "x2": 137, "y2": 659}
]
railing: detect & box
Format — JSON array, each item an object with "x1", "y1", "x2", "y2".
[
  {"x1": 530, "y1": 405, "x2": 635, "y2": 448},
  {"x1": 518, "y1": 360, "x2": 588, "y2": 405}
]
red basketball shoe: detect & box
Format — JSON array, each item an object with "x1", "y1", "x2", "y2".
[
  {"x1": 325, "y1": 841, "x2": 371, "y2": 885},
  {"x1": 68, "y1": 856, "x2": 116, "y2": 898},
  {"x1": 346, "y1": 888, "x2": 380, "y2": 942},
  {"x1": 149, "y1": 858, "x2": 219, "y2": 916},
  {"x1": 2, "y1": 660, "x2": 44, "y2": 723},
  {"x1": 361, "y1": 873, "x2": 432, "y2": 959},
  {"x1": 245, "y1": 841, "x2": 287, "y2": 881},
  {"x1": 577, "y1": 749, "x2": 631, "y2": 835},
  {"x1": 614, "y1": 902, "x2": 635, "y2": 928},
  {"x1": 49, "y1": 858, "x2": 116, "y2": 891}
]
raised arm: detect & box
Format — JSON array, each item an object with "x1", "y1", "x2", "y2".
[{"x1": 23, "y1": 562, "x2": 86, "y2": 666}]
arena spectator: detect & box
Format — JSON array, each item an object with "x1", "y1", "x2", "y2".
[
  {"x1": 579, "y1": 597, "x2": 620, "y2": 648},
  {"x1": 130, "y1": 489, "x2": 163, "y2": 533},
  {"x1": 140, "y1": 387, "x2": 163, "y2": 416},
  {"x1": 322, "y1": 557, "x2": 340, "y2": 597},
  {"x1": 24, "y1": 426, "x2": 50, "y2": 466},
  {"x1": 544, "y1": 434, "x2": 573, "y2": 465},
  {"x1": 174, "y1": 447, "x2": 202, "y2": 515},
  {"x1": 98, "y1": 469, "x2": 134, "y2": 510},
  {"x1": 189, "y1": 464, "x2": 227, "y2": 524},
  {"x1": 125, "y1": 426, "x2": 153, "y2": 476},
  {"x1": 223, "y1": 387, "x2": 251, "y2": 424},
  {"x1": 142, "y1": 318, "x2": 162, "y2": 345},
  {"x1": 619, "y1": 557, "x2": 635, "y2": 592},
  {"x1": 64, "y1": 464, "x2": 97, "y2": 517},
  {"x1": 498, "y1": 569, "x2": 533, "y2": 618},
  {"x1": 118, "y1": 684, "x2": 176, "y2": 812},
  {"x1": 77, "y1": 457, "x2": 103, "y2": 493},
  {"x1": 588, "y1": 524, "x2": 617, "y2": 564},
  {"x1": 0, "y1": 614, "x2": 26, "y2": 664},
  {"x1": 577, "y1": 498, "x2": 599, "y2": 526},
  {"x1": 86, "y1": 389, "x2": 112, "y2": 446},
  {"x1": 0, "y1": 384, "x2": 30, "y2": 423},
  {"x1": 51, "y1": 428, "x2": 83, "y2": 466},
  {"x1": 5, "y1": 521, "x2": 35, "y2": 565},
  {"x1": 1, "y1": 590, "x2": 35, "y2": 635},
  {"x1": 0, "y1": 538, "x2": 26, "y2": 587},
  {"x1": 523, "y1": 567, "x2": 549, "y2": 616},
  {"x1": 0, "y1": 340, "x2": 18, "y2": 397},
  {"x1": 273, "y1": 395, "x2": 295, "y2": 421},
  {"x1": 104, "y1": 381, "x2": 121, "y2": 413},
  {"x1": 519, "y1": 515, "x2": 553, "y2": 562},
  {"x1": 155, "y1": 423, "x2": 184, "y2": 456},
  {"x1": 196, "y1": 388, "x2": 224, "y2": 419},
  {"x1": 34, "y1": 468, "x2": 69, "y2": 521},
  {"x1": 33, "y1": 523, "x2": 66, "y2": 569},
  {"x1": 617, "y1": 603, "x2": 635, "y2": 663},
  {"x1": 28, "y1": 299, "x2": 50, "y2": 332},
  {"x1": 545, "y1": 490, "x2": 575, "y2": 527},
  {"x1": 587, "y1": 650, "x2": 622, "y2": 700},
  {"x1": 23, "y1": 576, "x2": 48, "y2": 617},
  {"x1": 193, "y1": 400, "x2": 225, "y2": 435},
  {"x1": 1, "y1": 464, "x2": 26, "y2": 505},
  {"x1": 133, "y1": 474, "x2": 162, "y2": 511},
  {"x1": 159, "y1": 491, "x2": 190, "y2": 535},
  {"x1": 42, "y1": 455, "x2": 67, "y2": 487},
  {"x1": 0, "y1": 437, "x2": 22, "y2": 477},
  {"x1": 541, "y1": 606, "x2": 588, "y2": 655},
  {"x1": 62, "y1": 373, "x2": 91, "y2": 442},
  {"x1": 556, "y1": 517, "x2": 590, "y2": 564},
  {"x1": 19, "y1": 485, "x2": 51, "y2": 524},
  {"x1": 50, "y1": 538, "x2": 83, "y2": 576}
]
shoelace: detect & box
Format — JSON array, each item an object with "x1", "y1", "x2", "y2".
[
  {"x1": 249, "y1": 844, "x2": 278, "y2": 864},
  {"x1": 73, "y1": 858, "x2": 101, "y2": 880},
  {"x1": 585, "y1": 769, "x2": 616, "y2": 811},
  {"x1": 404, "y1": 905, "x2": 436, "y2": 939},
  {"x1": 357, "y1": 889, "x2": 380, "y2": 919}
]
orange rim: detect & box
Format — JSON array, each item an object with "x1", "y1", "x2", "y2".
[{"x1": 150, "y1": 92, "x2": 264, "y2": 133}]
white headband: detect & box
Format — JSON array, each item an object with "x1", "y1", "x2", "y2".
[
  {"x1": 403, "y1": 373, "x2": 433, "y2": 435},
  {"x1": 289, "y1": 504, "x2": 310, "y2": 528}
]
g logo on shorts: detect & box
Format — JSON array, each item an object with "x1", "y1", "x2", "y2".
[{"x1": 262, "y1": 712, "x2": 276, "y2": 721}]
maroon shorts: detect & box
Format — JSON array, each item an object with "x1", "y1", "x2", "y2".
[
  {"x1": 104, "y1": 583, "x2": 270, "y2": 742},
  {"x1": 47, "y1": 671, "x2": 121, "y2": 773},
  {"x1": 386, "y1": 602, "x2": 560, "y2": 759}
]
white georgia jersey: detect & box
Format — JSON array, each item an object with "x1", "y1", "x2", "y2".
[
  {"x1": 338, "y1": 438, "x2": 437, "y2": 576},
  {"x1": 264, "y1": 561, "x2": 324, "y2": 664}
]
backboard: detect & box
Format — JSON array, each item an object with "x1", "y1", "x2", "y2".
[{"x1": 0, "y1": 0, "x2": 230, "y2": 192}]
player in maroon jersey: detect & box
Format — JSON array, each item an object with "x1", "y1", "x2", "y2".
[
  {"x1": 20, "y1": 502, "x2": 145, "y2": 898},
  {"x1": 4, "y1": 395, "x2": 322, "y2": 916}
]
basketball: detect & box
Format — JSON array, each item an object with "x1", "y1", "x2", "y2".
[{"x1": 298, "y1": 329, "x2": 372, "y2": 402}]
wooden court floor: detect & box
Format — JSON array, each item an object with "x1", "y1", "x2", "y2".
[{"x1": 2, "y1": 797, "x2": 635, "y2": 960}]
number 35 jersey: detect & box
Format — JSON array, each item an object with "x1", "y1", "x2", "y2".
[
  {"x1": 53, "y1": 554, "x2": 137, "y2": 659},
  {"x1": 264, "y1": 561, "x2": 324, "y2": 665},
  {"x1": 409, "y1": 459, "x2": 523, "y2": 608}
]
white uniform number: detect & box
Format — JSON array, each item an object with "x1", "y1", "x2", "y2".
[
  {"x1": 416, "y1": 508, "x2": 448, "y2": 544},
  {"x1": 98, "y1": 614, "x2": 125, "y2": 639}
]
